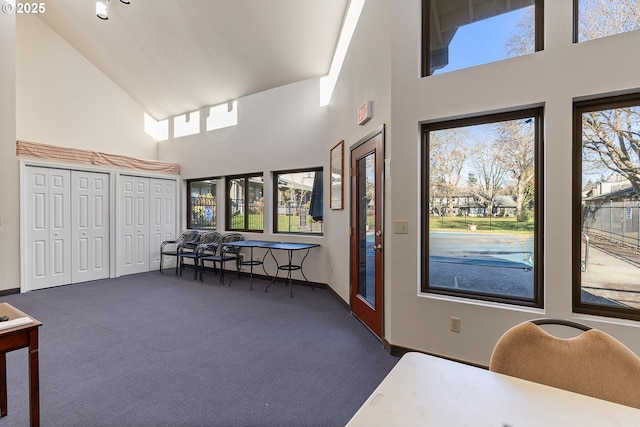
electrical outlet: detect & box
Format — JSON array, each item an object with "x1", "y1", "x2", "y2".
[{"x1": 450, "y1": 317, "x2": 461, "y2": 333}]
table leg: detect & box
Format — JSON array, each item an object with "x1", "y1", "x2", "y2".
[
  {"x1": 249, "y1": 247, "x2": 254, "y2": 290},
  {"x1": 28, "y1": 329, "x2": 40, "y2": 427},
  {"x1": 287, "y1": 250, "x2": 294, "y2": 298},
  {"x1": 0, "y1": 352, "x2": 6, "y2": 417},
  {"x1": 265, "y1": 249, "x2": 280, "y2": 293}
]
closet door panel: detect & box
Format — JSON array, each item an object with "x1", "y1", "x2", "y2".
[
  {"x1": 30, "y1": 175, "x2": 48, "y2": 286},
  {"x1": 24, "y1": 167, "x2": 71, "y2": 291},
  {"x1": 72, "y1": 171, "x2": 110, "y2": 283},
  {"x1": 150, "y1": 179, "x2": 176, "y2": 270},
  {"x1": 119, "y1": 175, "x2": 150, "y2": 275},
  {"x1": 49, "y1": 169, "x2": 71, "y2": 286}
]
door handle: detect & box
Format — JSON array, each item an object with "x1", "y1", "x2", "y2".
[{"x1": 374, "y1": 244, "x2": 383, "y2": 251}]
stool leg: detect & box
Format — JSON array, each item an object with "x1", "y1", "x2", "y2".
[
  {"x1": 28, "y1": 329, "x2": 40, "y2": 427},
  {"x1": 0, "y1": 353, "x2": 6, "y2": 417}
]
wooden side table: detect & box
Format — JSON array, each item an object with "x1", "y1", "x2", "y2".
[{"x1": 0, "y1": 303, "x2": 42, "y2": 427}]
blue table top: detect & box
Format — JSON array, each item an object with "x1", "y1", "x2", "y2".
[
  {"x1": 222, "y1": 240, "x2": 320, "y2": 250},
  {"x1": 263, "y1": 242, "x2": 320, "y2": 251},
  {"x1": 223, "y1": 240, "x2": 274, "y2": 247}
]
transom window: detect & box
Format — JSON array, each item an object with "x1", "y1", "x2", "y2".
[
  {"x1": 574, "y1": 0, "x2": 640, "y2": 43},
  {"x1": 422, "y1": 108, "x2": 544, "y2": 306},
  {"x1": 187, "y1": 178, "x2": 217, "y2": 230},
  {"x1": 226, "y1": 173, "x2": 264, "y2": 232},
  {"x1": 573, "y1": 93, "x2": 640, "y2": 320},
  {"x1": 273, "y1": 168, "x2": 323, "y2": 235},
  {"x1": 422, "y1": 0, "x2": 543, "y2": 76}
]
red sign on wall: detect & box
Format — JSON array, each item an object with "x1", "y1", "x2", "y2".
[{"x1": 357, "y1": 101, "x2": 372, "y2": 125}]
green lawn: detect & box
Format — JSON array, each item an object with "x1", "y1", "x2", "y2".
[
  {"x1": 230, "y1": 213, "x2": 322, "y2": 233},
  {"x1": 429, "y1": 216, "x2": 534, "y2": 234}
]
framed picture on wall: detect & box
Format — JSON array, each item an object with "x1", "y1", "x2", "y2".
[{"x1": 330, "y1": 140, "x2": 344, "y2": 210}]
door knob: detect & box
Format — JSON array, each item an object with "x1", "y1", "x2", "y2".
[{"x1": 374, "y1": 244, "x2": 383, "y2": 251}]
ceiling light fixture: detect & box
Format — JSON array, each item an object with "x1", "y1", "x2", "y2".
[
  {"x1": 96, "y1": 0, "x2": 130, "y2": 20},
  {"x1": 96, "y1": 0, "x2": 109, "y2": 20}
]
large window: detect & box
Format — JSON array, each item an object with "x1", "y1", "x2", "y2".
[
  {"x1": 273, "y1": 168, "x2": 323, "y2": 234},
  {"x1": 226, "y1": 173, "x2": 264, "y2": 232},
  {"x1": 422, "y1": 0, "x2": 543, "y2": 76},
  {"x1": 573, "y1": 94, "x2": 640, "y2": 320},
  {"x1": 574, "y1": 0, "x2": 640, "y2": 43},
  {"x1": 187, "y1": 178, "x2": 217, "y2": 229},
  {"x1": 422, "y1": 108, "x2": 543, "y2": 306}
]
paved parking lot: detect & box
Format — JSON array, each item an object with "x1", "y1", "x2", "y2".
[{"x1": 582, "y1": 239, "x2": 640, "y2": 309}]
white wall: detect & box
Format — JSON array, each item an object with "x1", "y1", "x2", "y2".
[
  {"x1": 6, "y1": 1, "x2": 639, "y2": 365},
  {"x1": 0, "y1": 11, "x2": 19, "y2": 291},
  {"x1": 327, "y1": 0, "x2": 640, "y2": 365},
  {"x1": 0, "y1": 15, "x2": 160, "y2": 292},
  {"x1": 386, "y1": 0, "x2": 640, "y2": 364},
  {"x1": 158, "y1": 77, "x2": 329, "y2": 284},
  {"x1": 16, "y1": 16, "x2": 157, "y2": 158},
  {"x1": 326, "y1": 0, "x2": 392, "y2": 303}
]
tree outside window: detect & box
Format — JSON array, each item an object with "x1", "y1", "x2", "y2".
[
  {"x1": 574, "y1": 94, "x2": 640, "y2": 320},
  {"x1": 226, "y1": 174, "x2": 264, "y2": 232},
  {"x1": 575, "y1": 0, "x2": 640, "y2": 43},
  {"x1": 273, "y1": 168, "x2": 323, "y2": 234},
  {"x1": 423, "y1": 0, "x2": 541, "y2": 76},
  {"x1": 423, "y1": 109, "x2": 543, "y2": 306}
]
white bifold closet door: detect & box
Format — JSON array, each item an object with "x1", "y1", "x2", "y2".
[
  {"x1": 119, "y1": 176, "x2": 177, "y2": 274},
  {"x1": 150, "y1": 178, "x2": 177, "y2": 271},
  {"x1": 25, "y1": 167, "x2": 72, "y2": 290},
  {"x1": 119, "y1": 175, "x2": 150, "y2": 275},
  {"x1": 71, "y1": 171, "x2": 110, "y2": 283},
  {"x1": 25, "y1": 167, "x2": 110, "y2": 291}
]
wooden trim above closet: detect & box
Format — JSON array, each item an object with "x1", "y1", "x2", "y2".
[{"x1": 16, "y1": 140, "x2": 180, "y2": 175}]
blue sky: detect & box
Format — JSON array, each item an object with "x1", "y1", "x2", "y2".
[{"x1": 433, "y1": 7, "x2": 530, "y2": 75}]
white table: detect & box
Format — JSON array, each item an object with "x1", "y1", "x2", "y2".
[{"x1": 347, "y1": 352, "x2": 640, "y2": 427}]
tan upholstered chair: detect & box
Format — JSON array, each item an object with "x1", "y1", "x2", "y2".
[{"x1": 489, "y1": 318, "x2": 640, "y2": 409}]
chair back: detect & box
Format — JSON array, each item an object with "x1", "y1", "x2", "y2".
[
  {"x1": 181, "y1": 230, "x2": 201, "y2": 243},
  {"x1": 178, "y1": 230, "x2": 203, "y2": 252},
  {"x1": 196, "y1": 231, "x2": 223, "y2": 255},
  {"x1": 220, "y1": 233, "x2": 245, "y2": 255},
  {"x1": 489, "y1": 318, "x2": 640, "y2": 409}
]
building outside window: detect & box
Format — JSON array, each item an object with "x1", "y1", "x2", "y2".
[
  {"x1": 573, "y1": 93, "x2": 640, "y2": 320},
  {"x1": 187, "y1": 178, "x2": 217, "y2": 229},
  {"x1": 226, "y1": 174, "x2": 264, "y2": 232},
  {"x1": 422, "y1": 0, "x2": 543, "y2": 76},
  {"x1": 422, "y1": 108, "x2": 543, "y2": 306},
  {"x1": 273, "y1": 168, "x2": 323, "y2": 234}
]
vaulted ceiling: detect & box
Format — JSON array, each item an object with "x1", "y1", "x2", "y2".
[{"x1": 37, "y1": 0, "x2": 349, "y2": 120}]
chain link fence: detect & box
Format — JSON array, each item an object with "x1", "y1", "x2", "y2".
[{"x1": 583, "y1": 201, "x2": 640, "y2": 250}]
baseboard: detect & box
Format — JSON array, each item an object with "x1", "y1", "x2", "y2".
[
  {"x1": 0, "y1": 288, "x2": 20, "y2": 297},
  {"x1": 384, "y1": 341, "x2": 488, "y2": 369},
  {"x1": 324, "y1": 285, "x2": 350, "y2": 310}
]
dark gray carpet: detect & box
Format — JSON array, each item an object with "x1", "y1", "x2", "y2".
[{"x1": 0, "y1": 272, "x2": 398, "y2": 426}]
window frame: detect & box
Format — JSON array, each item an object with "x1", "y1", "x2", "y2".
[
  {"x1": 421, "y1": 0, "x2": 545, "y2": 77},
  {"x1": 421, "y1": 107, "x2": 545, "y2": 307},
  {"x1": 186, "y1": 177, "x2": 219, "y2": 230},
  {"x1": 572, "y1": 93, "x2": 640, "y2": 321},
  {"x1": 225, "y1": 172, "x2": 264, "y2": 232},
  {"x1": 272, "y1": 167, "x2": 324, "y2": 235}
]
